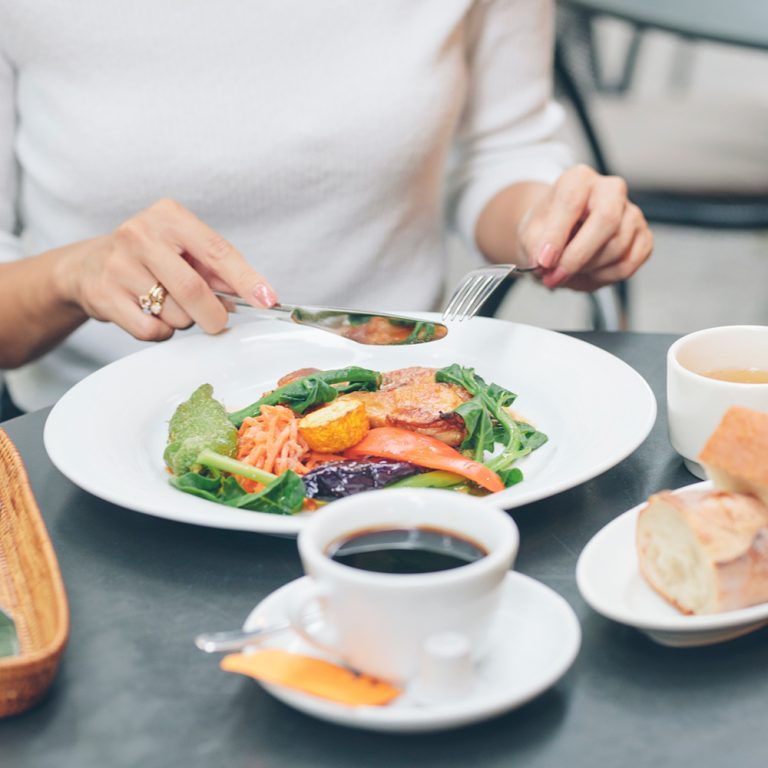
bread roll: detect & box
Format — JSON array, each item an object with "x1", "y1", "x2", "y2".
[
  {"x1": 698, "y1": 406, "x2": 768, "y2": 507},
  {"x1": 636, "y1": 489, "x2": 768, "y2": 614}
]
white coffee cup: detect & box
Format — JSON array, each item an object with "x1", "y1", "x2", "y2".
[
  {"x1": 288, "y1": 488, "x2": 518, "y2": 685},
  {"x1": 667, "y1": 325, "x2": 768, "y2": 478}
]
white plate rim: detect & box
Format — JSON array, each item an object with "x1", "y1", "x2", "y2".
[{"x1": 576, "y1": 479, "x2": 768, "y2": 632}]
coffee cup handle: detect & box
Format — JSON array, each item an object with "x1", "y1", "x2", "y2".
[{"x1": 286, "y1": 580, "x2": 341, "y2": 656}]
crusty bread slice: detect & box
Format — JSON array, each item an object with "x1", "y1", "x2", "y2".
[
  {"x1": 698, "y1": 406, "x2": 768, "y2": 507},
  {"x1": 636, "y1": 489, "x2": 768, "y2": 614}
]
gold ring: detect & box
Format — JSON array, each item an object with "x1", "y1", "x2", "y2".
[{"x1": 138, "y1": 282, "x2": 167, "y2": 316}]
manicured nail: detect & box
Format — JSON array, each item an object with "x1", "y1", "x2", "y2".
[
  {"x1": 537, "y1": 243, "x2": 559, "y2": 269},
  {"x1": 253, "y1": 284, "x2": 278, "y2": 308},
  {"x1": 542, "y1": 265, "x2": 570, "y2": 289}
]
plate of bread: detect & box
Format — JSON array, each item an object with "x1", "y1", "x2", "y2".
[{"x1": 577, "y1": 406, "x2": 768, "y2": 647}]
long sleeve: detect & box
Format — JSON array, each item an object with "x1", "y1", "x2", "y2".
[
  {"x1": 449, "y1": 0, "x2": 573, "y2": 250},
  {"x1": 0, "y1": 42, "x2": 20, "y2": 264}
]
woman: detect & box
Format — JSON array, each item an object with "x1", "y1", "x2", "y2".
[{"x1": 0, "y1": 0, "x2": 652, "y2": 414}]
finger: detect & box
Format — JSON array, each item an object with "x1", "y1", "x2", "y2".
[
  {"x1": 112, "y1": 244, "x2": 194, "y2": 329},
  {"x1": 152, "y1": 200, "x2": 278, "y2": 307},
  {"x1": 566, "y1": 227, "x2": 654, "y2": 291},
  {"x1": 534, "y1": 165, "x2": 595, "y2": 269},
  {"x1": 141, "y1": 242, "x2": 230, "y2": 334},
  {"x1": 153, "y1": 293, "x2": 194, "y2": 330},
  {"x1": 574, "y1": 201, "x2": 643, "y2": 275},
  {"x1": 543, "y1": 176, "x2": 627, "y2": 289},
  {"x1": 129, "y1": 265, "x2": 195, "y2": 330},
  {"x1": 90, "y1": 289, "x2": 176, "y2": 342},
  {"x1": 115, "y1": 212, "x2": 230, "y2": 334}
]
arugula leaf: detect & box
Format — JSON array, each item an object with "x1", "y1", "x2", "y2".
[
  {"x1": 453, "y1": 398, "x2": 496, "y2": 461},
  {"x1": 228, "y1": 366, "x2": 382, "y2": 427},
  {"x1": 436, "y1": 365, "x2": 547, "y2": 487}
]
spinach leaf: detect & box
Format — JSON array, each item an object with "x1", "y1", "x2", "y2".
[
  {"x1": 170, "y1": 449, "x2": 306, "y2": 515},
  {"x1": 228, "y1": 366, "x2": 382, "y2": 426},
  {"x1": 170, "y1": 471, "x2": 304, "y2": 515},
  {"x1": 497, "y1": 467, "x2": 524, "y2": 487}
]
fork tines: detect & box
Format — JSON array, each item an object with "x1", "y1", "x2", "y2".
[{"x1": 442, "y1": 264, "x2": 516, "y2": 322}]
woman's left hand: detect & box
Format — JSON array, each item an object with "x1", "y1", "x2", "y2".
[{"x1": 517, "y1": 164, "x2": 653, "y2": 291}]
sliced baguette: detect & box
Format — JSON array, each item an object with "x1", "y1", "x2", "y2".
[
  {"x1": 636, "y1": 489, "x2": 768, "y2": 614},
  {"x1": 698, "y1": 405, "x2": 768, "y2": 507}
]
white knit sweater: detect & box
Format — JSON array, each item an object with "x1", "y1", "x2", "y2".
[{"x1": 0, "y1": 0, "x2": 570, "y2": 410}]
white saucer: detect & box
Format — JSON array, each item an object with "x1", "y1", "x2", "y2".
[
  {"x1": 576, "y1": 480, "x2": 768, "y2": 647},
  {"x1": 242, "y1": 572, "x2": 581, "y2": 733}
]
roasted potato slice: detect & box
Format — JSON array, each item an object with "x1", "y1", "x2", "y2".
[{"x1": 299, "y1": 399, "x2": 370, "y2": 453}]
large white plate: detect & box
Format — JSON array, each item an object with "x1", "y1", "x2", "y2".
[
  {"x1": 576, "y1": 480, "x2": 768, "y2": 646},
  {"x1": 44, "y1": 316, "x2": 656, "y2": 536}
]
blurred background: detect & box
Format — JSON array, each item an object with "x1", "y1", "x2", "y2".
[
  {"x1": 3, "y1": 2, "x2": 768, "y2": 421},
  {"x1": 449, "y1": 0, "x2": 768, "y2": 333}
]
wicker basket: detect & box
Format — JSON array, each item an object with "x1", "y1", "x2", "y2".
[{"x1": 0, "y1": 428, "x2": 69, "y2": 717}]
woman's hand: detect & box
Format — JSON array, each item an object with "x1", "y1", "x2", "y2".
[
  {"x1": 59, "y1": 198, "x2": 278, "y2": 341},
  {"x1": 517, "y1": 164, "x2": 653, "y2": 291}
]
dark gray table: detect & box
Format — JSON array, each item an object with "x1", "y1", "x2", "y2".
[{"x1": 2, "y1": 332, "x2": 767, "y2": 768}]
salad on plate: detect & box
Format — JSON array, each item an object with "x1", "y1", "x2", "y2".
[{"x1": 164, "y1": 364, "x2": 547, "y2": 515}]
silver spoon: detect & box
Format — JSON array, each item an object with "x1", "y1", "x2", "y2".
[{"x1": 195, "y1": 620, "x2": 291, "y2": 653}]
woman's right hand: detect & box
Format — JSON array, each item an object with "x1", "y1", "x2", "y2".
[{"x1": 60, "y1": 198, "x2": 278, "y2": 341}]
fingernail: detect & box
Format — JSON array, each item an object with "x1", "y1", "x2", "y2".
[
  {"x1": 542, "y1": 265, "x2": 570, "y2": 289},
  {"x1": 537, "y1": 243, "x2": 558, "y2": 269},
  {"x1": 253, "y1": 284, "x2": 278, "y2": 308}
]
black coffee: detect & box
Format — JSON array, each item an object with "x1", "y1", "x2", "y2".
[{"x1": 327, "y1": 527, "x2": 487, "y2": 574}]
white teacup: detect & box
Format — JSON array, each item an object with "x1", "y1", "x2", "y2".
[
  {"x1": 667, "y1": 325, "x2": 768, "y2": 478},
  {"x1": 288, "y1": 488, "x2": 518, "y2": 685}
]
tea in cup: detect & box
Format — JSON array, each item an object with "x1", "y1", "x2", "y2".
[
  {"x1": 287, "y1": 488, "x2": 518, "y2": 685},
  {"x1": 667, "y1": 325, "x2": 768, "y2": 478}
]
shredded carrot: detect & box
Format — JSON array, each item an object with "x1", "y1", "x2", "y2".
[
  {"x1": 236, "y1": 405, "x2": 310, "y2": 492},
  {"x1": 234, "y1": 406, "x2": 352, "y2": 493}
]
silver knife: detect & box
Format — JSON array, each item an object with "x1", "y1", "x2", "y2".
[{"x1": 214, "y1": 291, "x2": 448, "y2": 346}]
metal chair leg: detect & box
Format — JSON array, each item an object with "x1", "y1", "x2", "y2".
[{"x1": 588, "y1": 285, "x2": 624, "y2": 331}]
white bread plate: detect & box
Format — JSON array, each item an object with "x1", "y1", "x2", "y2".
[{"x1": 576, "y1": 480, "x2": 768, "y2": 647}]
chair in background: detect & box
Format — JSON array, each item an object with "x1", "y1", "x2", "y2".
[
  {"x1": 555, "y1": 4, "x2": 768, "y2": 227},
  {"x1": 552, "y1": 1, "x2": 768, "y2": 320}
]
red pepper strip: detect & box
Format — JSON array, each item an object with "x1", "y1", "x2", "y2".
[{"x1": 345, "y1": 427, "x2": 505, "y2": 493}]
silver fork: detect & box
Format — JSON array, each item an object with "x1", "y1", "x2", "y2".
[{"x1": 442, "y1": 264, "x2": 539, "y2": 322}]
